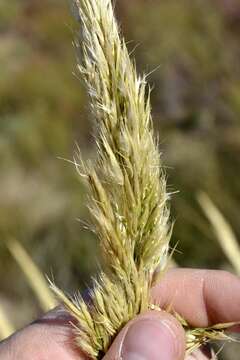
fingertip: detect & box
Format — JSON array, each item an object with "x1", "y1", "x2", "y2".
[{"x1": 104, "y1": 311, "x2": 185, "y2": 360}]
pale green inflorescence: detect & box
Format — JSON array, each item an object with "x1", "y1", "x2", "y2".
[
  {"x1": 51, "y1": 0, "x2": 234, "y2": 358},
  {"x1": 73, "y1": 0, "x2": 170, "y2": 278},
  {"x1": 53, "y1": 0, "x2": 171, "y2": 358}
]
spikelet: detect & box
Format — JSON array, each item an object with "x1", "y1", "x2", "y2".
[{"x1": 51, "y1": 0, "x2": 236, "y2": 358}]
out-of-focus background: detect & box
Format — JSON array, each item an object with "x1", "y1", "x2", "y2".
[{"x1": 1, "y1": 0, "x2": 240, "y2": 358}]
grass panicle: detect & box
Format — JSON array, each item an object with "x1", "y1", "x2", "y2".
[
  {"x1": 52, "y1": 0, "x2": 170, "y2": 357},
  {"x1": 51, "y1": 1, "x2": 236, "y2": 358}
]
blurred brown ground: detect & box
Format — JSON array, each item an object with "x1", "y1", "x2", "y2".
[{"x1": 0, "y1": 1, "x2": 240, "y2": 358}]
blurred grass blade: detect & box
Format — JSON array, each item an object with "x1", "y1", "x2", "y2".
[
  {"x1": 0, "y1": 305, "x2": 15, "y2": 340},
  {"x1": 197, "y1": 192, "x2": 240, "y2": 275},
  {"x1": 7, "y1": 239, "x2": 57, "y2": 312}
]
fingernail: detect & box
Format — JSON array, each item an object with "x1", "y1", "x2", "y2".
[{"x1": 120, "y1": 318, "x2": 179, "y2": 360}]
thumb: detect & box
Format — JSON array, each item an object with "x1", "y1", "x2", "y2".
[{"x1": 103, "y1": 310, "x2": 185, "y2": 360}]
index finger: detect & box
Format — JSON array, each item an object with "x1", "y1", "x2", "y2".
[{"x1": 152, "y1": 268, "x2": 240, "y2": 328}]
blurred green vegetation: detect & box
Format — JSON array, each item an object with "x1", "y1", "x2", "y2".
[
  {"x1": 0, "y1": 0, "x2": 97, "y2": 320},
  {"x1": 0, "y1": 0, "x2": 240, "y2": 348}
]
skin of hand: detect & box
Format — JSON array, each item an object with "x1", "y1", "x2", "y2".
[{"x1": 0, "y1": 269, "x2": 239, "y2": 360}]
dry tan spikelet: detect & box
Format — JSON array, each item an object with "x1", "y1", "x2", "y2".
[
  {"x1": 51, "y1": 1, "x2": 237, "y2": 358},
  {"x1": 175, "y1": 312, "x2": 237, "y2": 355}
]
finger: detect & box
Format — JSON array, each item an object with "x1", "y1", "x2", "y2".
[
  {"x1": 152, "y1": 268, "x2": 240, "y2": 327},
  {"x1": 0, "y1": 307, "x2": 87, "y2": 360},
  {"x1": 103, "y1": 310, "x2": 185, "y2": 360}
]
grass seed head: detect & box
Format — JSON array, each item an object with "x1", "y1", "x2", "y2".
[
  {"x1": 51, "y1": 1, "x2": 235, "y2": 358},
  {"x1": 52, "y1": 0, "x2": 171, "y2": 358}
]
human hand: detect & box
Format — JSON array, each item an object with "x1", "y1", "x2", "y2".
[{"x1": 0, "y1": 268, "x2": 239, "y2": 359}]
